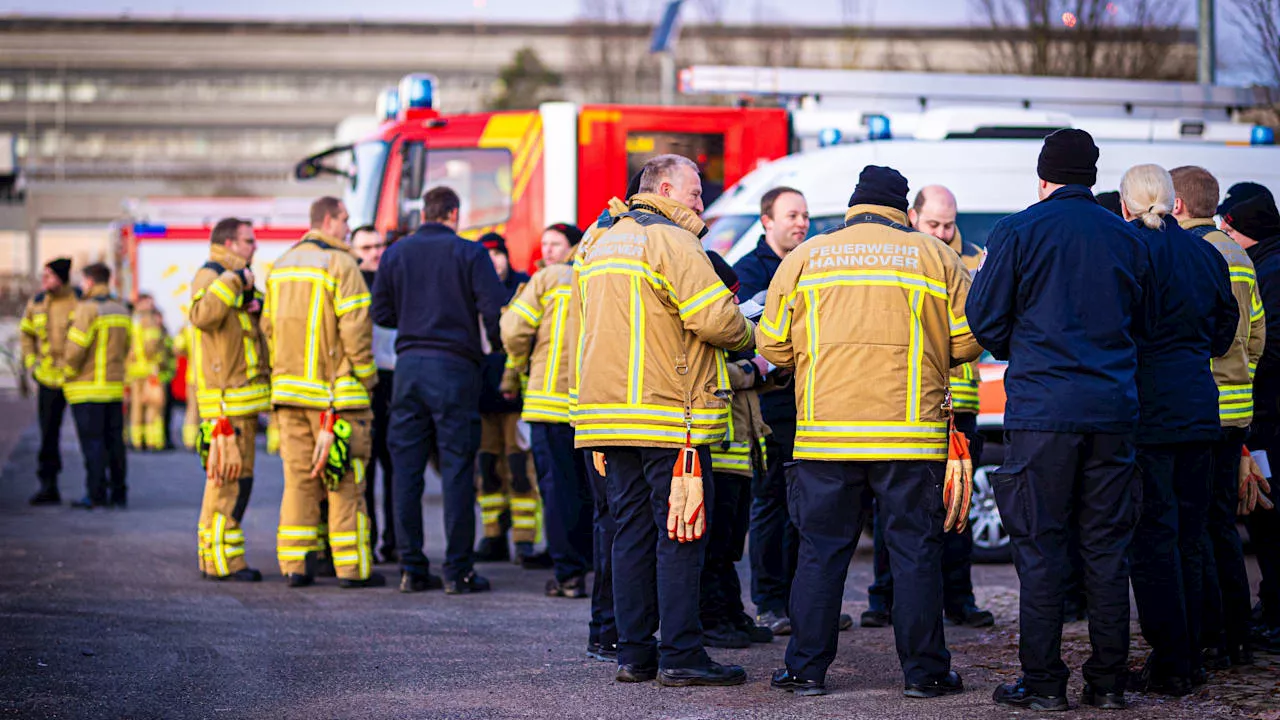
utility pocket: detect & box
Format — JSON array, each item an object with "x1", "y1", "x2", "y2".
[
  {"x1": 987, "y1": 457, "x2": 1030, "y2": 540},
  {"x1": 342, "y1": 409, "x2": 374, "y2": 461}
]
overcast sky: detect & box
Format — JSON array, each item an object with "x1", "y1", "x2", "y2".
[{"x1": 3, "y1": 0, "x2": 1266, "y2": 83}]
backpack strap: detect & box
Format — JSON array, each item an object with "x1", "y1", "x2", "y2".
[
  {"x1": 201, "y1": 261, "x2": 228, "y2": 275},
  {"x1": 841, "y1": 212, "x2": 915, "y2": 234}
]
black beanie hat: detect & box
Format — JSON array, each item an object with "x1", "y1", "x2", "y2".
[
  {"x1": 1037, "y1": 128, "x2": 1099, "y2": 187},
  {"x1": 1095, "y1": 190, "x2": 1123, "y2": 217},
  {"x1": 1224, "y1": 193, "x2": 1280, "y2": 242},
  {"x1": 479, "y1": 232, "x2": 507, "y2": 256},
  {"x1": 626, "y1": 170, "x2": 644, "y2": 200},
  {"x1": 1218, "y1": 182, "x2": 1275, "y2": 218},
  {"x1": 46, "y1": 257, "x2": 71, "y2": 284},
  {"x1": 847, "y1": 165, "x2": 910, "y2": 213},
  {"x1": 547, "y1": 223, "x2": 584, "y2": 247},
  {"x1": 706, "y1": 250, "x2": 740, "y2": 296}
]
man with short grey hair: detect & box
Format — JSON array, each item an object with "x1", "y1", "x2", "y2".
[{"x1": 637, "y1": 154, "x2": 706, "y2": 216}]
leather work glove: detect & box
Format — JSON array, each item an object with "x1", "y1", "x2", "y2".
[
  {"x1": 592, "y1": 451, "x2": 607, "y2": 477},
  {"x1": 1239, "y1": 448, "x2": 1275, "y2": 516},
  {"x1": 311, "y1": 409, "x2": 338, "y2": 483},
  {"x1": 943, "y1": 429, "x2": 974, "y2": 532},
  {"x1": 205, "y1": 417, "x2": 240, "y2": 486},
  {"x1": 667, "y1": 446, "x2": 706, "y2": 543}
]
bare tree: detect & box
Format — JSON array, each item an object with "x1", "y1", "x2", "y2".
[
  {"x1": 1231, "y1": 0, "x2": 1280, "y2": 86},
  {"x1": 576, "y1": 0, "x2": 646, "y2": 102},
  {"x1": 971, "y1": 0, "x2": 1196, "y2": 80}
]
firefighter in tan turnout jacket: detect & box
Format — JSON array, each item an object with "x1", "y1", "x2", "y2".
[
  {"x1": 188, "y1": 217, "x2": 271, "y2": 582},
  {"x1": 65, "y1": 263, "x2": 133, "y2": 509},
  {"x1": 573, "y1": 155, "x2": 754, "y2": 686},
  {"x1": 20, "y1": 257, "x2": 80, "y2": 505},
  {"x1": 758, "y1": 166, "x2": 980, "y2": 697},
  {"x1": 262, "y1": 197, "x2": 383, "y2": 588}
]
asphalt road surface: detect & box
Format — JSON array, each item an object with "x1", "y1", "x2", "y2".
[{"x1": 0, "y1": 401, "x2": 1269, "y2": 719}]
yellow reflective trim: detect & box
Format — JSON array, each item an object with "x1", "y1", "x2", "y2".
[
  {"x1": 797, "y1": 269, "x2": 947, "y2": 299},
  {"x1": 627, "y1": 276, "x2": 645, "y2": 405},
  {"x1": 907, "y1": 290, "x2": 924, "y2": 422},
  {"x1": 678, "y1": 283, "x2": 731, "y2": 321},
  {"x1": 510, "y1": 299, "x2": 541, "y2": 326},
  {"x1": 803, "y1": 289, "x2": 818, "y2": 420},
  {"x1": 207, "y1": 280, "x2": 237, "y2": 307},
  {"x1": 335, "y1": 292, "x2": 371, "y2": 317}
]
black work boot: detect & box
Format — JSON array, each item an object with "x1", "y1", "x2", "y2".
[
  {"x1": 861, "y1": 608, "x2": 892, "y2": 628},
  {"x1": 444, "y1": 570, "x2": 492, "y2": 595},
  {"x1": 904, "y1": 671, "x2": 964, "y2": 699},
  {"x1": 475, "y1": 535, "x2": 511, "y2": 563},
  {"x1": 703, "y1": 622, "x2": 751, "y2": 648},
  {"x1": 340, "y1": 572, "x2": 387, "y2": 589},
  {"x1": 657, "y1": 662, "x2": 747, "y2": 687},
  {"x1": 517, "y1": 543, "x2": 553, "y2": 569},
  {"x1": 399, "y1": 570, "x2": 444, "y2": 593},
  {"x1": 30, "y1": 480, "x2": 61, "y2": 506},
  {"x1": 286, "y1": 573, "x2": 314, "y2": 588},
  {"x1": 587, "y1": 641, "x2": 618, "y2": 662},
  {"x1": 993, "y1": 678, "x2": 1068, "y2": 711},
  {"x1": 733, "y1": 612, "x2": 774, "y2": 643},
  {"x1": 209, "y1": 568, "x2": 263, "y2": 582},
  {"x1": 771, "y1": 668, "x2": 826, "y2": 696},
  {"x1": 946, "y1": 603, "x2": 995, "y2": 628},
  {"x1": 546, "y1": 575, "x2": 588, "y2": 598}
]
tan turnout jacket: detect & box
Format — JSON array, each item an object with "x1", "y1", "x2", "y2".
[
  {"x1": 64, "y1": 284, "x2": 132, "y2": 404},
  {"x1": 262, "y1": 231, "x2": 376, "y2": 411},
  {"x1": 572, "y1": 194, "x2": 754, "y2": 449},
  {"x1": 20, "y1": 286, "x2": 80, "y2": 389},
  {"x1": 189, "y1": 243, "x2": 272, "y2": 418},
  {"x1": 756, "y1": 204, "x2": 982, "y2": 461},
  {"x1": 501, "y1": 262, "x2": 577, "y2": 424}
]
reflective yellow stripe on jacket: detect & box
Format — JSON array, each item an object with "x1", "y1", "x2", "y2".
[{"x1": 64, "y1": 313, "x2": 132, "y2": 403}]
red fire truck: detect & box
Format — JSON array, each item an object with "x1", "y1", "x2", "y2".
[{"x1": 294, "y1": 74, "x2": 791, "y2": 273}]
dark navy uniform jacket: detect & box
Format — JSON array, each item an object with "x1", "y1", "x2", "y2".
[
  {"x1": 967, "y1": 185, "x2": 1151, "y2": 434},
  {"x1": 1249, "y1": 234, "x2": 1280, "y2": 425},
  {"x1": 733, "y1": 235, "x2": 795, "y2": 425},
  {"x1": 1131, "y1": 218, "x2": 1237, "y2": 445}
]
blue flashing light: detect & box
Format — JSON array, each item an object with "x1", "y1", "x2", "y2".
[
  {"x1": 1253, "y1": 125, "x2": 1276, "y2": 146},
  {"x1": 376, "y1": 87, "x2": 401, "y2": 122},
  {"x1": 398, "y1": 73, "x2": 437, "y2": 111},
  {"x1": 818, "y1": 127, "x2": 843, "y2": 147},
  {"x1": 866, "y1": 114, "x2": 892, "y2": 141}
]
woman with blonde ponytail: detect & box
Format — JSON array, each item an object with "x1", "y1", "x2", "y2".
[{"x1": 1122, "y1": 161, "x2": 1242, "y2": 696}]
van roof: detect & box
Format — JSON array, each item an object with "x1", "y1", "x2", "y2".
[{"x1": 706, "y1": 139, "x2": 1280, "y2": 217}]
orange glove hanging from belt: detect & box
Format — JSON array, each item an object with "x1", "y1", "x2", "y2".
[
  {"x1": 943, "y1": 393, "x2": 973, "y2": 533},
  {"x1": 667, "y1": 409, "x2": 706, "y2": 543},
  {"x1": 1239, "y1": 446, "x2": 1274, "y2": 516},
  {"x1": 205, "y1": 415, "x2": 241, "y2": 486}
]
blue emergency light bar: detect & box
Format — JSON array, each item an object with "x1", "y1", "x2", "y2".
[
  {"x1": 376, "y1": 86, "x2": 401, "y2": 122},
  {"x1": 1254, "y1": 125, "x2": 1277, "y2": 146},
  {"x1": 399, "y1": 74, "x2": 438, "y2": 112},
  {"x1": 865, "y1": 114, "x2": 892, "y2": 141},
  {"x1": 818, "y1": 128, "x2": 843, "y2": 147}
]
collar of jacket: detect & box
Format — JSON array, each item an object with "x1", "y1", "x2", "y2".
[
  {"x1": 85, "y1": 284, "x2": 110, "y2": 299},
  {"x1": 755, "y1": 233, "x2": 785, "y2": 262},
  {"x1": 844, "y1": 204, "x2": 910, "y2": 226},
  {"x1": 1043, "y1": 184, "x2": 1097, "y2": 204},
  {"x1": 628, "y1": 193, "x2": 707, "y2": 237},
  {"x1": 1178, "y1": 217, "x2": 1217, "y2": 232},
  {"x1": 301, "y1": 230, "x2": 352, "y2": 253},
  {"x1": 49, "y1": 285, "x2": 76, "y2": 299},
  {"x1": 607, "y1": 196, "x2": 628, "y2": 215},
  {"x1": 1248, "y1": 234, "x2": 1280, "y2": 265},
  {"x1": 947, "y1": 226, "x2": 966, "y2": 256},
  {"x1": 209, "y1": 243, "x2": 247, "y2": 271}
]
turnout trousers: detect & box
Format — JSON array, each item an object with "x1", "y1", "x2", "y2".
[
  {"x1": 530, "y1": 422, "x2": 592, "y2": 582},
  {"x1": 750, "y1": 418, "x2": 798, "y2": 615},
  {"x1": 36, "y1": 382, "x2": 68, "y2": 493},
  {"x1": 585, "y1": 450, "x2": 618, "y2": 649},
  {"x1": 196, "y1": 414, "x2": 257, "y2": 578},
  {"x1": 993, "y1": 430, "x2": 1138, "y2": 696},
  {"x1": 70, "y1": 401, "x2": 127, "y2": 505},
  {"x1": 786, "y1": 459, "x2": 950, "y2": 686},
  {"x1": 275, "y1": 406, "x2": 374, "y2": 581},
  {"x1": 391, "y1": 352, "x2": 482, "y2": 583},
  {"x1": 603, "y1": 444, "x2": 714, "y2": 671},
  {"x1": 1130, "y1": 442, "x2": 1212, "y2": 680},
  {"x1": 477, "y1": 412, "x2": 541, "y2": 542}
]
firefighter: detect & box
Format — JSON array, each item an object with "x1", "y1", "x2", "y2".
[
  {"x1": 863, "y1": 185, "x2": 995, "y2": 630},
  {"x1": 760, "y1": 165, "x2": 980, "y2": 699},
  {"x1": 575, "y1": 154, "x2": 753, "y2": 687},
  {"x1": 1224, "y1": 190, "x2": 1280, "y2": 654},
  {"x1": 20, "y1": 257, "x2": 79, "y2": 505},
  {"x1": 126, "y1": 293, "x2": 168, "y2": 451},
  {"x1": 1171, "y1": 166, "x2": 1266, "y2": 668},
  {"x1": 188, "y1": 217, "x2": 269, "y2": 582},
  {"x1": 699, "y1": 252, "x2": 774, "y2": 649},
  {"x1": 501, "y1": 222, "x2": 593, "y2": 597},
  {"x1": 262, "y1": 196, "x2": 384, "y2": 589},
  {"x1": 65, "y1": 262, "x2": 131, "y2": 509},
  {"x1": 969, "y1": 130, "x2": 1150, "y2": 711},
  {"x1": 475, "y1": 232, "x2": 544, "y2": 566}
]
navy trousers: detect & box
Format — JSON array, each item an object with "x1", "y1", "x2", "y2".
[
  {"x1": 1202, "y1": 428, "x2": 1253, "y2": 655},
  {"x1": 786, "y1": 459, "x2": 950, "y2": 686},
  {"x1": 1246, "y1": 423, "x2": 1280, "y2": 627},
  {"x1": 1130, "y1": 442, "x2": 1212, "y2": 679},
  {"x1": 530, "y1": 422, "x2": 592, "y2": 582},
  {"x1": 390, "y1": 352, "x2": 481, "y2": 582},
  {"x1": 603, "y1": 444, "x2": 713, "y2": 670},
  {"x1": 750, "y1": 419, "x2": 798, "y2": 615},
  {"x1": 37, "y1": 383, "x2": 67, "y2": 490},
  {"x1": 584, "y1": 450, "x2": 617, "y2": 649},
  {"x1": 994, "y1": 430, "x2": 1138, "y2": 696},
  {"x1": 364, "y1": 368, "x2": 397, "y2": 559},
  {"x1": 71, "y1": 401, "x2": 127, "y2": 504},
  {"x1": 869, "y1": 412, "x2": 983, "y2": 616},
  {"x1": 699, "y1": 470, "x2": 750, "y2": 630}
]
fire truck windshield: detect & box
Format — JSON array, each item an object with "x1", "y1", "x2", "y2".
[{"x1": 346, "y1": 140, "x2": 390, "y2": 228}]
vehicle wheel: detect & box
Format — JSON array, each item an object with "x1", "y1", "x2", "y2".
[{"x1": 969, "y1": 463, "x2": 1012, "y2": 564}]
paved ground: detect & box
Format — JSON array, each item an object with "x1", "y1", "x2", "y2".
[{"x1": 0, "y1": 398, "x2": 1274, "y2": 719}]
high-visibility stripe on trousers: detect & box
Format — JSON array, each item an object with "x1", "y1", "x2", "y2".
[
  {"x1": 196, "y1": 414, "x2": 258, "y2": 577},
  {"x1": 275, "y1": 405, "x2": 373, "y2": 581}
]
